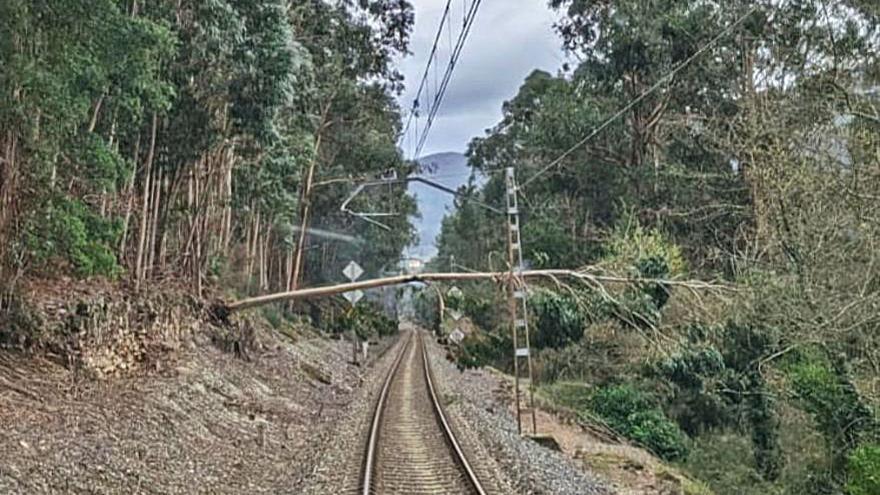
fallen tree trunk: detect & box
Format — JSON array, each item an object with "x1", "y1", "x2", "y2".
[{"x1": 225, "y1": 269, "x2": 735, "y2": 313}]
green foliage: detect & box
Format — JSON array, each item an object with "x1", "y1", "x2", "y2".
[
  {"x1": 848, "y1": 444, "x2": 880, "y2": 495},
  {"x1": 651, "y1": 346, "x2": 732, "y2": 436},
  {"x1": 430, "y1": 2, "x2": 880, "y2": 494},
  {"x1": 654, "y1": 347, "x2": 726, "y2": 389},
  {"x1": 786, "y1": 349, "x2": 876, "y2": 473},
  {"x1": 604, "y1": 217, "x2": 686, "y2": 278},
  {"x1": 71, "y1": 134, "x2": 132, "y2": 194},
  {"x1": 456, "y1": 330, "x2": 510, "y2": 370},
  {"x1": 627, "y1": 409, "x2": 691, "y2": 461},
  {"x1": 25, "y1": 198, "x2": 122, "y2": 278},
  {"x1": 459, "y1": 284, "x2": 504, "y2": 333},
  {"x1": 591, "y1": 384, "x2": 690, "y2": 460},
  {"x1": 543, "y1": 381, "x2": 692, "y2": 462},
  {"x1": 588, "y1": 218, "x2": 688, "y2": 330},
  {"x1": 684, "y1": 433, "x2": 782, "y2": 495},
  {"x1": 261, "y1": 305, "x2": 285, "y2": 330},
  {"x1": 328, "y1": 303, "x2": 398, "y2": 341},
  {"x1": 0, "y1": 0, "x2": 416, "y2": 292},
  {"x1": 529, "y1": 288, "x2": 586, "y2": 349}
]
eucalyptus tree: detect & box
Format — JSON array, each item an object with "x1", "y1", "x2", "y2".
[
  {"x1": 0, "y1": 0, "x2": 174, "y2": 281},
  {"x1": 284, "y1": 0, "x2": 415, "y2": 291},
  {"x1": 0, "y1": 0, "x2": 418, "y2": 298}
]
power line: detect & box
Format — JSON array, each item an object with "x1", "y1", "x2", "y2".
[
  {"x1": 520, "y1": 5, "x2": 760, "y2": 189},
  {"x1": 413, "y1": 0, "x2": 483, "y2": 159},
  {"x1": 400, "y1": 0, "x2": 453, "y2": 143}
]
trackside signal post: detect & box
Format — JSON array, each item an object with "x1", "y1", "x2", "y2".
[{"x1": 505, "y1": 167, "x2": 537, "y2": 435}]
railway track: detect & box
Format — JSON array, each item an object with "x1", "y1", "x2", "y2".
[{"x1": 360, "y1": 330, "x2": 487, "y2": 495}]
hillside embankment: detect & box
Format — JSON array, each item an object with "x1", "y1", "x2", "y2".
[{"x1": 0, "y1": 280, "x2": 394, "y2": 494}]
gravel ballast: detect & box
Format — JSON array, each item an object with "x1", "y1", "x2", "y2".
[
  {"x1": 294, "y1": 332, "x2": 408, "y2": 494},
  {"x1": 425, "y1": 332, "x2": 613, "y2": 495}
]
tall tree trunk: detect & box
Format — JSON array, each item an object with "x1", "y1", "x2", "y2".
[
  {"x1": 193, "y1": 165, "x2": 203, "y2": 297},
  {"x1": 260, "y1": 230, "x2": 270, "y2": 291},
  {"x1": 0, "y1": 131, "x2": 18, "y2": 282},
  {"x1": 135, "y1": 113, "x2": 158, "y2": 290},
  {"x1": 246, "y1": 209, "x2": 259, "y2": 282},
  {"x1": 146, "y1": 166, "x2": 162, "y2": 277},
  {"x1": 739, "y1": 36, "x2": 770, "y2": 250},
  {"x1": 223, "y1": 149, "x2": 233, "y2": 252},
  {"x1": 87, "y1": 94, "x2": 104, "y2": 134},
  {"x1": 289, "y1": 98, "x2": 335, "y2": 291}
]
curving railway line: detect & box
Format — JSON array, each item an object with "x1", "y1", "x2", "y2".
[{"x1": 360, "y1": 330, "x2": 487, "y2": 495}]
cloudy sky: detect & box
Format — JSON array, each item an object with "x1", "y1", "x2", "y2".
[{"x1": 397, "y1": 1, "x2": 567, "y2": 158}]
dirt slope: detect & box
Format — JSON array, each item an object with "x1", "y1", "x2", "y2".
[{"x1": 0, "y1": 312, "x2": 389, "y2": 494}]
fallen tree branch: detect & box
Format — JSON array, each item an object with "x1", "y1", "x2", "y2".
[{"x1": 224, "y1": 269, "x2": 737, "y2": 313}]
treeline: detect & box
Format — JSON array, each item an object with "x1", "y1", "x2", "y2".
[
  {"x1": 0, "y1": 0, "x2": 416, "y2": 295},
  {"x1": 433, "y1": 1, "x2": 880, "y2": 494}
]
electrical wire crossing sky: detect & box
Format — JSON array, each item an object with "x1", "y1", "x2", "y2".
[{"x1": 397, "y1": 0, "x2": 565, "y2": 159}]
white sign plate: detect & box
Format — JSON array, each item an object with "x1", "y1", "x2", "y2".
[
  {"x1": 449, "y1": 329, "x2": 465, "y2": 344},
  {"x1": 449, "y1": 309, "x2": 463, "y2": 321},
  {"x1": 343, "y1": 261, "x2": 364, "y2": 282},
  {"x1": 343, "y1": 290, "x2": 364, "y2": 305},
  {"x1": 515, "y1": 347, "x2": 530, "y2": 357}
]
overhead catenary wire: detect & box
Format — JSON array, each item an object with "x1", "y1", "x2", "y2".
[
  {"x1": 414, "y1": 0, "x2": 483, "y2": 159},
  {"x1": 400, "y1": 0, "x2": 453, "y2": 143},
  {"x1": 520, "y1": 5, "x2": 761, "y2": 189}
]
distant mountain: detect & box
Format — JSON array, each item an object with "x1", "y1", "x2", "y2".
[{"x1": 407, "y1": 152, "x2": 482, "y2": 260}]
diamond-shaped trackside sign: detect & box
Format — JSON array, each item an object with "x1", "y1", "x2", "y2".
[
  {"x1": 448, "y1": 309, "x2": 463, "y2": 321},
  {"x1": 343, "y1": 261, "x2": 364, "y2": 282},
  {"x1": 449, "y1": 328, "x2": 465, "y2": 344},
  {"x1": 447, "y1": 286, "x2": 463, "y2": 299},
  {"x1": 343, "y1": 290, "x2": 364, "y2": 306}
]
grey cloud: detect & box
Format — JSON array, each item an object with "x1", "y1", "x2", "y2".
[{"x1": 398, "y1": 0, "x2": 566, "y2": 157}]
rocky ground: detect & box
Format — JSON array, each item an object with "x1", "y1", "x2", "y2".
[
  {"x1": 294, "y1": 332, "x2": 407, "y2": 494},
  {"x1": 426, "y1": 328, "x2": 709, "y2": 495},
  {"x1": 0, "y1": 321, "x2": 393, "y2": 494},
  {"x1": 0, "y1": 307, "x2": 689, "y2": 495},
  {"x1": 425, "y1": 332, "x2": 613, "y2": 495}
]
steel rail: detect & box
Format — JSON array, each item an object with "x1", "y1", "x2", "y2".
[
  {"x1": 360, "y1": 332, "x2": 412, "y2": 495},
  {"x1": 419, "y1": 331, "x2": 487, "y2": 495},
  {"x1": 360, "y1": 330, "x2": 486, "y2": 494}
]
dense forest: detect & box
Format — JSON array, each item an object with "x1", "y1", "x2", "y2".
[
  {"x1": 0, "y1": 0, "x2": 417, "y2": 298},
  {"x1": 425, "y1": 1, "x2": 880, "y2": 494}
]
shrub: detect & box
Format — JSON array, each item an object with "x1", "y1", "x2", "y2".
[
  {"x1": 327, "y1": 303, "x2": 398, "y2": 340},
  {"x1": 24, "y1": 197, "x2": 122, "y2": 278},
  {"x1": 651, "y1": 346, "x2": 732, "y2": 436},
  {"x1": 591, "y1": 384, "x2": 690, "y2": 460},
  {"x1": 847, "y1": 444, "x2": 880, "y2": 495},
  {"x1": 456, "y1": 330, "x2": 510, "y2": 370},
  {"x1": 261, "y1": 305, "x2": 284, "y2": 329},
  {"x1": 460, "y1": 288, "x2": 501, "y2": 332},
  {"x1": 591, "y1": 383, "x2": 654, "y2": 423},
  {"x1": 530, "y1": 288, "x2": 586, "y2": 350},
  {"x1": 654, "y1": 347, "x2": 726, "y2": 389},
  {"x1": 628, "y1": 409, "x2": 691, "y2": 460},
  {"x1": 603, "y1": 215, "x2": 686, "y2": 278},
  {"x1": 786, "y1": 349, "x2": 875, "y2": 472}
]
